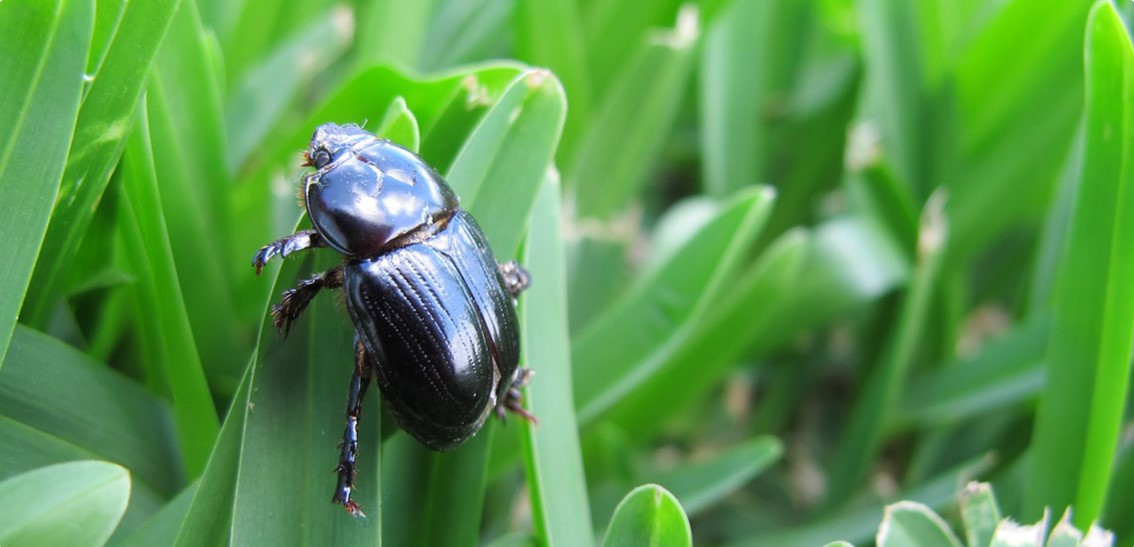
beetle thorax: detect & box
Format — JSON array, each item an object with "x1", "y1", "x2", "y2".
[{"x1": 303, "y1": 123, "x2": 459, "y2": 257}]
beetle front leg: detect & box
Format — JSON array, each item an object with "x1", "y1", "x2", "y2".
[
  {"x1": 498, "y1": 261, "x2": 530, "y2": 298},
  {"x1": 252, "y1": 230, "x2": 327, "y2": 274},
  {"x1": 332, "y1": 335, "x2": 375, "y2": 518},
  {"x1": 271, "y1": 265, "x2": 343, "y2": 336}
]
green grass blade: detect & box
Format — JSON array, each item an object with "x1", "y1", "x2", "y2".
[
  {"x1": 519, "y1": 174, "x2": 595, "y2": 547},
  {"x1": 147, "y1": 0, "x2": 244, "y2": 387},
  {"x1": 225, "y1": 6, "x2": 352, "y2": 173},
  {"x1": 0, "y1": 326, "x2": 182, "y2": 497},
  {"x1": 115, "y1": 481, "x2": 199, "y2": 547},
  {"x1": 22, "y1": 0, "x2": 178, "y2": 329},
  {"x1": 0, "y1": 461, "x2": 130, "y2": 547},
  {"x1": 514, "y1": 0, "x2": 591, "y2": 160},
  {"x1": 446, "y1": 69, "x2": 567, "y2": 256},
  {"x1": 654, "y1": 436, "x2": 782, "y2": 516},
  {"x1": 1025, "y1": 1, "x2": 1134, "y2": 526},
  {"x1": 700, "y1": 0, "x2": 813, "y2": 197},
  {"x1": 375, "y1": 96, "x2": 421, "y2": 152},
  {"x1": 571, "y1": 187, "x2": 774, "y2": 424},
  {"x1": 0, "y1": 0, "x2": 93, "y2": 367},
  {"x1": 119, "y1": 112, "x2": 220, "y2": 477},
  {"x1": 354, "y1": 0, "x2": 434, "y2": 71},
  {"x1": 568, "y1": 8, "x2": 700, "y2": 220},
  {"x1": 826, "y1": 195, "x2": 947, "y2": 508},
  {"x1": 960, "y1": 483, "x2": 1001, "y2": 547},
  {"x1": 946, "y1": 0, "x2": 1095, "y2": 258},
  {"x1": 602, "y1": 484, "x2": 692, "y2": 547}
]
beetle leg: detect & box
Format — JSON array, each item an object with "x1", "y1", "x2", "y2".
[
  {"x1": 271, "y1": 265, "x2": 344, "y2": 337},
  {"x1": 252, "y1": 230, "x2": 327, "y2": 274},
  {"x1": 332, "y1": 336, "x2": 375, "y2": 518},
  {"x1": 495, "y1": 367, "x2": 538, "y2": 424},
  {"x1": 498, "y1": 261, "x2": 531, "y2": 298}
]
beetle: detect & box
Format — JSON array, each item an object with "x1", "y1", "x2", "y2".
[{"x1": 252, "y1": 122, "x2": 534, "y2": 517}]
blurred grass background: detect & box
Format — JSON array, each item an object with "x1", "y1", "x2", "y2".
[{"x1": 2, "y1": 0, "x2": 1134, "y2": 545}]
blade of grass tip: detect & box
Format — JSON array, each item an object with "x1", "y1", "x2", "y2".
[
  {"x1": 119, "y1": 109, "x2": 219, "y2": 478},
  {"x1": 1025, "y1": 2, "x2": 1134, "y2": 527},
  {"x1": 602, "y1": 484, "x2": 692, "y2": 547},
  {"x1": 225, "y1": 5, "x2": 353, "y2": 173},
  {"x1": 0, "y1": 461, "x2": 130, "y2": 547},
  {"x1": 825, "y1": 192, "x2": 948, "y2": 510},
  {"x1": 0, "y1": 0, "x2": 93, "y2": 368},
  {"x1": 876, "y1": 502, "x2": 964, "y2": 547},
  {"x1": 22, "y1": 0, "x2": 179, "y2": 329},
  {"x1": 446, "y1": 69, "x2": 567, "y2": 258},
  {"x1": 569, "y1": 6, "x2": 700, "y2": 220},
  {"x1": 519, "y1": 173, "x2": 595, "y2": 547},
  {"x1": 375, "y1": 96, "x2": 421, "y2": 152}
]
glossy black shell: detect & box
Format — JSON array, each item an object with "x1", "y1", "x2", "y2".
[{"x1": 306, "y1": 123, "x2": 519, "y2": 450}]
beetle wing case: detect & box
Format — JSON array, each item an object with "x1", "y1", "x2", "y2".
[{"x1": 343, "y1": 211, "x2": 520, "y2": 450}]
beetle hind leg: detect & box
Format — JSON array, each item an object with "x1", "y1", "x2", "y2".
[
  {"x1": 271, "y1": 265, "x2": 343, "y2": 337},
  {"x1": 332, "y1": 335, "x2": 375, "y2": 518},
  {"x1": 495, "y1": 368, "x2": 538, "y2": 424},
  {"x1": 498, "y1": 261, "x2": 530, "y2": 298}
]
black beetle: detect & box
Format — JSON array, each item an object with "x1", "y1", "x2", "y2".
[{"x1": 252, "y1": 123, "x2": 534, "y2": 517}]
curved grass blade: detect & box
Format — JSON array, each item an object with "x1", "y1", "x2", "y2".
[
  {"x1": 654, "y1": 436, "x2": 782, "y2": 516},
  {"x1": 1025, "y1": 2, "x2": 1134, "y2": 526},
  {"x1": 0, "y1": 0, "x2": 93, "y2": 367},
  {"x1": 0, "y1": 461, "x2": 130, "y2": 547}
]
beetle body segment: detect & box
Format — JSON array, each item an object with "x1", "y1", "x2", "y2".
[{"x1": 344, "y1": 210, "x2": 520, "y2": 450}]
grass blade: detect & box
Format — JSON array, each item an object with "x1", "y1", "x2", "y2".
[
  {"x1": 0, "y1": 461, "x2": 130, "y2": 547},
  {"x1": 0, "y1": 0, "x2": 93, "y2": 367},
  {"x1": 654, "y1": 436, "x2": 782, "y2": 516},
  {"x1": 22, "y1": 0, "x2": 179, "y2": 328},
  {"x1": 602, "y1": 484, "x2": 692, "y2": 547},
  {"x1": 1025, "y1": 2, "x2": 1134, "y2": 526},
  {"x1": 520, "y1": 174, "x2": 594, "y2": 547}
]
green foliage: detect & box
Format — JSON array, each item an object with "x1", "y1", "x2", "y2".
[{"x1": 3, "y1": 0, "x2": 1134, "y2": 545}]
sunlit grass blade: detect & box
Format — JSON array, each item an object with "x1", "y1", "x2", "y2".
[
  {"x1": 22, "y1": 0, "x2": 179, "y2": 329},
  {"x1": 568, "y1": 7, "x2": 699, "y2": 220},
  {"x1": 960, "y1": 483, "x2": 1001, "y2": 547},
  {"x1": 447, "y1": 69, "x2": 566, "y2": 256},
  {"x1": 225, "y1": 6, "x2": 353, "y2": 173},
  {"x1": 602, "y1": 484, "x2": 692, "y2": 547},
  {"x1": 519, "y1": 174, "x2": 594, "y2": 547},
  {"x1": 0, "y1": 0, "x2": 92, "y2": 367},
  {"x1": 0, "y1": 326, "x2": 181, "y2": 497},
  {"x1": 572, "y1": 187, "x2": 774, "y2": 424},
  {"x1": 653, "y1": 436, "x2": 782, "y2": 516},
  {"x1": 0, "y1": 461, "x2": 130, "y2": 547},
  {"x1": 375, "y1": 96, "x2": 421, "y2": 152},
  {"x1": 119, "y1": 111, "x2": 219, "y2": 477},
  {"x1": 1025, "y1": 2, "x2": 1134, "y2": 526}
]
